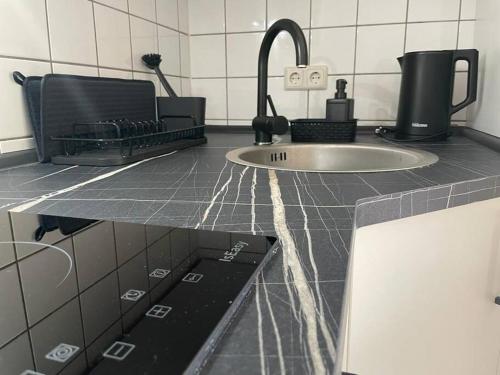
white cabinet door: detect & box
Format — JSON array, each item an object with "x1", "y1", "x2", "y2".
[{"x1": 345, "y1": 197, "x2": 500, "y2": 375}]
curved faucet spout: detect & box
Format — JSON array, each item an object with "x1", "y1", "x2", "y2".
[{"x1": 254, "y1": 19, "x2": 309, "y2": 145}]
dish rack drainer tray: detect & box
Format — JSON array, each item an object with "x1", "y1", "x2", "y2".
[
  {"x1": 16, "y1": 73, "x2": 206, "y2": 166},
  {"x1": 51, "y1": 118, "x2": 206, "y2": 166}
]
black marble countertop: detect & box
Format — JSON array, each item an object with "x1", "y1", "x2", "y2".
[{"x1": 1, "y1": 131, "x2": 500, "y2": 375}]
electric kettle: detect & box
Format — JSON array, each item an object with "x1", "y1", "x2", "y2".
[{"x1": 394, "y1": 49, "x2": 478, "y2": 140}]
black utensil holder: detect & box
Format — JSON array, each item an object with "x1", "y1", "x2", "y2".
[{"x1": 157, "y1": 97, "x2": 206, "y2": 130}]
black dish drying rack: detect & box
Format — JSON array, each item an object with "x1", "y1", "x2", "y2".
[
  {"x1": 50, "y1": 117, "x2": 206, "y2": 166},
  {"x1": 15, "y1": 73, "x2": 207, "y2": 166}
]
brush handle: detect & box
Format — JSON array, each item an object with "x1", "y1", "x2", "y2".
[{"x1": 154, "y1": 67, "x2": 178, "y2": 97}]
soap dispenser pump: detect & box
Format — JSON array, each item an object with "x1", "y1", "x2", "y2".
[{"x1": 326, "y1": 79, "x2": 354, "y2": 121}]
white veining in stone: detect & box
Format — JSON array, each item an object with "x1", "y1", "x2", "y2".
[
  {"x1": 195, "y1": 160, "x2": 229, "y2": 229},
  {"x1": 16, "y1": 165, "x2": 78, "y2": 187},
  {"x1": 255, "y1": 275, "x2": 266, "y2": 375},
  {"x1": 298, "y1": 173, "x2": 345, "y2": 257},
  {"x1": 144, "y1": 159, "x2": 199, "y2": 224},
  {"x1": 232, "y1": 166, "x2": 249, "y2": 217},
  {"x1": 261, "y1": 273, "x2": 286, "y2": 375},
  {"x1": 251, "y1": 168, "x2": 257, "y2": 235},
  {"x1": 11, "y1": 151, "x2": 178, "y2": 213},
  {"x1": 293, "y1": 173, "x2": 338, "y2": 362},
  {"x1": 268, "y1": 169, "x2": 335, "y2": 375},
  {"x1": 211, "y1": 165, "x2": 235, "y2": 229}
]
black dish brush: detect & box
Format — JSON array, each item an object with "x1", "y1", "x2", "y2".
[{"x1": 141, "y1": 53, "x2": 178, "y2": 97}]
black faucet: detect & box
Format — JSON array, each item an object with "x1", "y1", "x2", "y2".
[{"x1": 252, "y1": 19, "x2": 309, "y2": 145}]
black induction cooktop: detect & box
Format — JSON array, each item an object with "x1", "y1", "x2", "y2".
[{"x1": 0, "y1": 212, "x2": 276, "y2": 375}]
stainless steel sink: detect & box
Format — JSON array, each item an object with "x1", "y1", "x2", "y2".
[{"x1": 226, "y1": 143, "x2": 439, "y2": 173}]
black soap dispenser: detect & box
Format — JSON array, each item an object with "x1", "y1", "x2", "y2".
[{"x1": 326, "y1": 79, "x2": 354, "y2": 121}]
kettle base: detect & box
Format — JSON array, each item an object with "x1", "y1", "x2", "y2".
[
  {"x1": 394, "y1": 131, "x2": 450, "y2": 142},
  {"x1": 375, "y1": 127, "x2": 451, "y2": 142}
]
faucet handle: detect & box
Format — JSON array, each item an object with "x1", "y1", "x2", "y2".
[
  {"x1": 267, "y1": 94, "x2": 278, "y2": 117},
  {"x1": 252, "y1": 94, "x2": 288, "y2": 142}
]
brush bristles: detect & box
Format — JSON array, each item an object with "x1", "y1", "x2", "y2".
[{"x1": 142, "y1": 53, "x2": 162, "y2": 69}]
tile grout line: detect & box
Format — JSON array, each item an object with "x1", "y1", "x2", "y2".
[
  {"x1": 456, "y1": 0, "x2": 463, "y2": 48},
  {"x1": 403, "y1": 0, "x2": 410, "y2": 53},
  {"x1": 188, "y1": 18, "x2": 475, "y2": 37},
  {"x1": 154, "y1": 0, "x2": 160, "y2": 86},
  {"x1": 127, "y1": 0, "x2": 134, "y2": 75},
  {"x1": 43, "y1": 0, "x2": 54, "y2": 73},
  {"x1": 224, "y1": 0, "x2": 229, "y2": 126},
  {"x1": 91, "y1": 1, "x2": 101, "y2": 77},
  {"x1": 70, "y1": 235, "x2": 90, "y2": 367},
  {"x1": 7, "y1": 215, "x2": 36, "y2": 369},
  {"x1": 306, "y1": 0, "x2": 313, "y2": 118},
  {"x1": 176, "y1": 0, "x2": 184, "y2": 95},
  {"x1": 111, "y1": 223, "x2": 126, "y2": 334},
  {"x1": 0, "y1": 53, "x2": 189, "y2": 78},
  {"x1": 91, "y1": 0, "x2": 188, "y2": 35},
  {"x1": 351, "y1": 0, "x2": 360, "y2": 97}
]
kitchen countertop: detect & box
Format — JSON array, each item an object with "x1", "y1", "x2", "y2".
[{"x1": 1, "y1": 131, "x2": 500, "y2": 374}]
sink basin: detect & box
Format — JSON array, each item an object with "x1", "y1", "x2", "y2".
[{"x1": 226, "y1": 143, "x2": 439, "y2": 173}]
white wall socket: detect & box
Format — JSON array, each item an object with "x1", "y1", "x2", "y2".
[
  {"x1": 284, "y1": 65, "x2": 328, "y2": 90},
  {"x1": 284, "y1": 66, "x2": 306, "y2": 90},
  {"x1": 306, "y1": 65, "x2": 328, "y2": 90}
]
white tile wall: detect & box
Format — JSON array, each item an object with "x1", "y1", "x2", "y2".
[
  {"x1": 158, "y1": 26, "x2": 181, "y2": 76},
  {"x1": 267, "y1": 76, "x2": 308, "y2": 118},
  {"x1": 178, "y1": 0, "x2": 190, "y2": 33},
  {"x1": 460, "y1": 0, "x2": 477, "y2": 19},
  {"x1": 269, "y1": 30, "x2": 310, "y2": 76},
  {"x1": 354, "y1": 74, "x2": 401, "y2": 120},
  {"x1": 0, "y1": 138, "x2": 36, "y2": 154},
  {"x1": 98, "y1": 67, "x2": 134, "y2": 79},
  {"x1": 156, "y1": 0, "x2": 178, "y2": 29},
  {"x1": 97, "y1": 0, "x2": 128, "y2": 12},
  {"x1": 190, "y1": 35, "x2": 226, "y2": 77},
  {"x1": 94, "y1": 4, "x2": 132, "y2": 69},
  {"x1": 181, "y1": 78, "x2": 192, "y2": 96},
  {"x1": 311, "y1": 0, "x2": 357, "y2": 27},
  {"x1": 408, "y1": 0, "x2": 461, "y2": 22},
  {"x1": 130, "y1": 16, "x2": 158, "y2": 72},
  {"x1": 0, "y1": 0, "x2": 50, "y2": 60},
  {"x1": 226, "y1": 0, "x2": 266, "y2": 32},
  {"x1": 52, "y1": 63, "x2": 99, "y2": 76},
  {"x1": 0, "y1": 0, "x2": 189, "y2": 154},
  {"x1": 0, "y1": 58, "x2": 51, "y2": 140},
  {"x1": 226, "y1": 33, "x2": 263, "y2": 77},
  {"x1": 358, "y1": 0, "x2": 407, "y2": 25},
  {"x1": 356, "y1": 24, "x2": 405, "y2": 73},
  {"x1": 458, "y1": 21, "x2": 475, "y2": 48},
  {"x1": 180, "y1": 34, "x2": 191, "y2": 77},
  {"x1": 46, "y1": 0, "x2": 97, "y2": 65},
  {"x1": 267, "y1": 0, "x2": 311, "y2": 29},
  {"x1": 189, "y1": 0, "x2": 476, "y2": 126},
  {"x1": 189, "y1": 0, "x2": 225, "y2": 34},
  {"x1": 190, "y1": 79, "x2": 227, "y2": 119},
  {"x1": 310, "y1": 27, "x2": 355, "y2": 74},
  {"x1": 227, "y1": 78, "x2": 258, "y2": 119},
  {"x1": 405, "y1": 21, "x2": 458, "y2": 52},
  {"x1": 128, "y1": 0, "x2": 156, "y2": 22}
]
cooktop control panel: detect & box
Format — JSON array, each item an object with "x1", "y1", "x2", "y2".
[{"x1": 0, "y1": 212, "x2": 276, "y2": 375}]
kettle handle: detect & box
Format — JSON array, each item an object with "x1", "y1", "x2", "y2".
[{"x1": 450, "y1": 49, "x2": 479, "y2": 115}]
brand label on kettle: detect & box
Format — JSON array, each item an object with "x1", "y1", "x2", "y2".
[{"x1": 412, "y1": 122, "x2": 428, "y2": 128}]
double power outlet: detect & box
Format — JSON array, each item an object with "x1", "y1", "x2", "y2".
[{"x1": 284, "y1": 65, "x2": 328, "y2": 90}]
